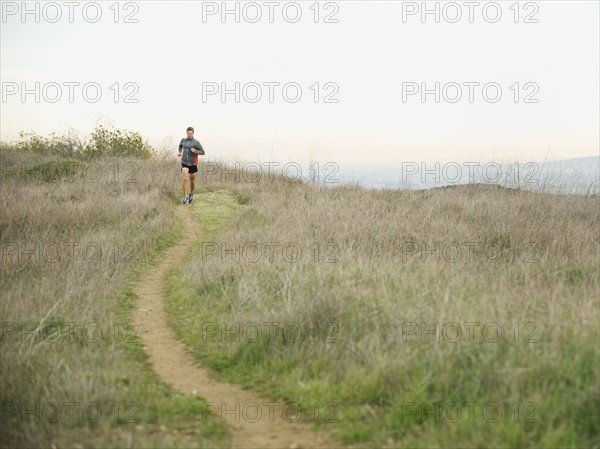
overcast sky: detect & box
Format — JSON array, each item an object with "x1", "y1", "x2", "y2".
[{"x1": 1, "y1": 1, "x2": 598, "y2": 164}]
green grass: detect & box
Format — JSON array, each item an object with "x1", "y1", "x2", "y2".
[
  {"x1": 85, "y1": 204, "x2": 230, "y2": 447},
  {"x1": 4, "y1": 148, "x2": 596, "y2": 448},
  {"x1": 165, "y1": 185, "x2": 599, "y2": 448},
  {"x1": 0, "y1": 154, "x2": 230, "y2": 449},
  {"x1": 87, "y1": 198, "x2": 231, "y2": 448},
  {"x1": 19, "y1": 159, "x2": 83, "y2": 183}
]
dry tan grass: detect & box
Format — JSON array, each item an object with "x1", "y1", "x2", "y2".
[
  {"x1": 1, "y1": 149, "x2": 598, "y2": 448},
  {"x1": 0, "y1": 150, "x2": 228, "y2": 448},
  {"x1": 170, "y1": 166, "x2": 599, "y2": 447}
]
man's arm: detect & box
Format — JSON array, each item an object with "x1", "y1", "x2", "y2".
[
  {"x1": 191, "y1": 139, "x2": 205, "y2": 155},
  {"x1": 178, "y1": 139, "x2": 183, "y2": 156}
]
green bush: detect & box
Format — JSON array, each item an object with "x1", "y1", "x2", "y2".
[
  {"x1": 8, "y1": 125, "x2": 156, "y2": 160},
  {"x1": 83, "y1": 125, "x2": 155, "y2": 159}
]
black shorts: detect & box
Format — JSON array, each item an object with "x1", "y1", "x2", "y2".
[{"x1": 181, "y1": 163, "x2": 198, "y2": 174}]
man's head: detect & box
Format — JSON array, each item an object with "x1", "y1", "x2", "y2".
[{"x1": 186, "y1": 126, "x2": 194, "y2": 139}]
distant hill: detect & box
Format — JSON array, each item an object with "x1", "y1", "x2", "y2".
[{"x1": 332, "y1": 156, "x2": 600, "y2": 195}]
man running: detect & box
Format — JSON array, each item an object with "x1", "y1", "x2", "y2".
[{"x1": 178, "y1": 126, "x2": 205, "y2": 204}]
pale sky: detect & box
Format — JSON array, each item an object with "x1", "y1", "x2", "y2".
[{"x1": 1, "y1": 1, "x2": 599, "y2": 164}]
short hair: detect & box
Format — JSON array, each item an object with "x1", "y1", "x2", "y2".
[{"x1": 186, "y1": 126, "x2": 194, "y2": 133}]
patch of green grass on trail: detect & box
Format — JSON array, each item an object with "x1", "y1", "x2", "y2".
[
  {"x1": 166, "y1": 188, "x2": 244, "y2": 351},
  {"x1": 166, "y1": 190, "x2": 345, "y2": 435}
]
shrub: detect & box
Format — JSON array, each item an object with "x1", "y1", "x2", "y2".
[{"x1": 7, "y1": 125, "x2": 156, "y2": 160}]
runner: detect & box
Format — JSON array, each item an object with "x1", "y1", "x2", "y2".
[{"x1": 178, "y1": 126, "x2": 205, "y2": 204}]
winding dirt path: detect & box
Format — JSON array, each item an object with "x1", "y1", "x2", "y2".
[{"x1": 132, "y1": 205, "x2": 336, "y2": 449}]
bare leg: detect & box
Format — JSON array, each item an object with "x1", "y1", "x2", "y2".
[
  {"x1": 190, "y1": 172, "x2": 196, "y2": 195},
  {"x1": 181, "y1": 167, "x2": 190, "y2": 197}
]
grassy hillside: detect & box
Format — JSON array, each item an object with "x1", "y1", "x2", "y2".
[
  {"x1": 0, "y1": 147, "x2": 229, "y2": 448},
  {"x1": 167, "y1": 173, "x2": 599, "y2": 447},
  {"x1": 1, "y1": 138, "x2": 598, "y2": 448}
]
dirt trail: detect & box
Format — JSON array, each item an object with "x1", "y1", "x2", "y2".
[{"x1": 132, "y1": 205, "x2": 336, "y2": 449}]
